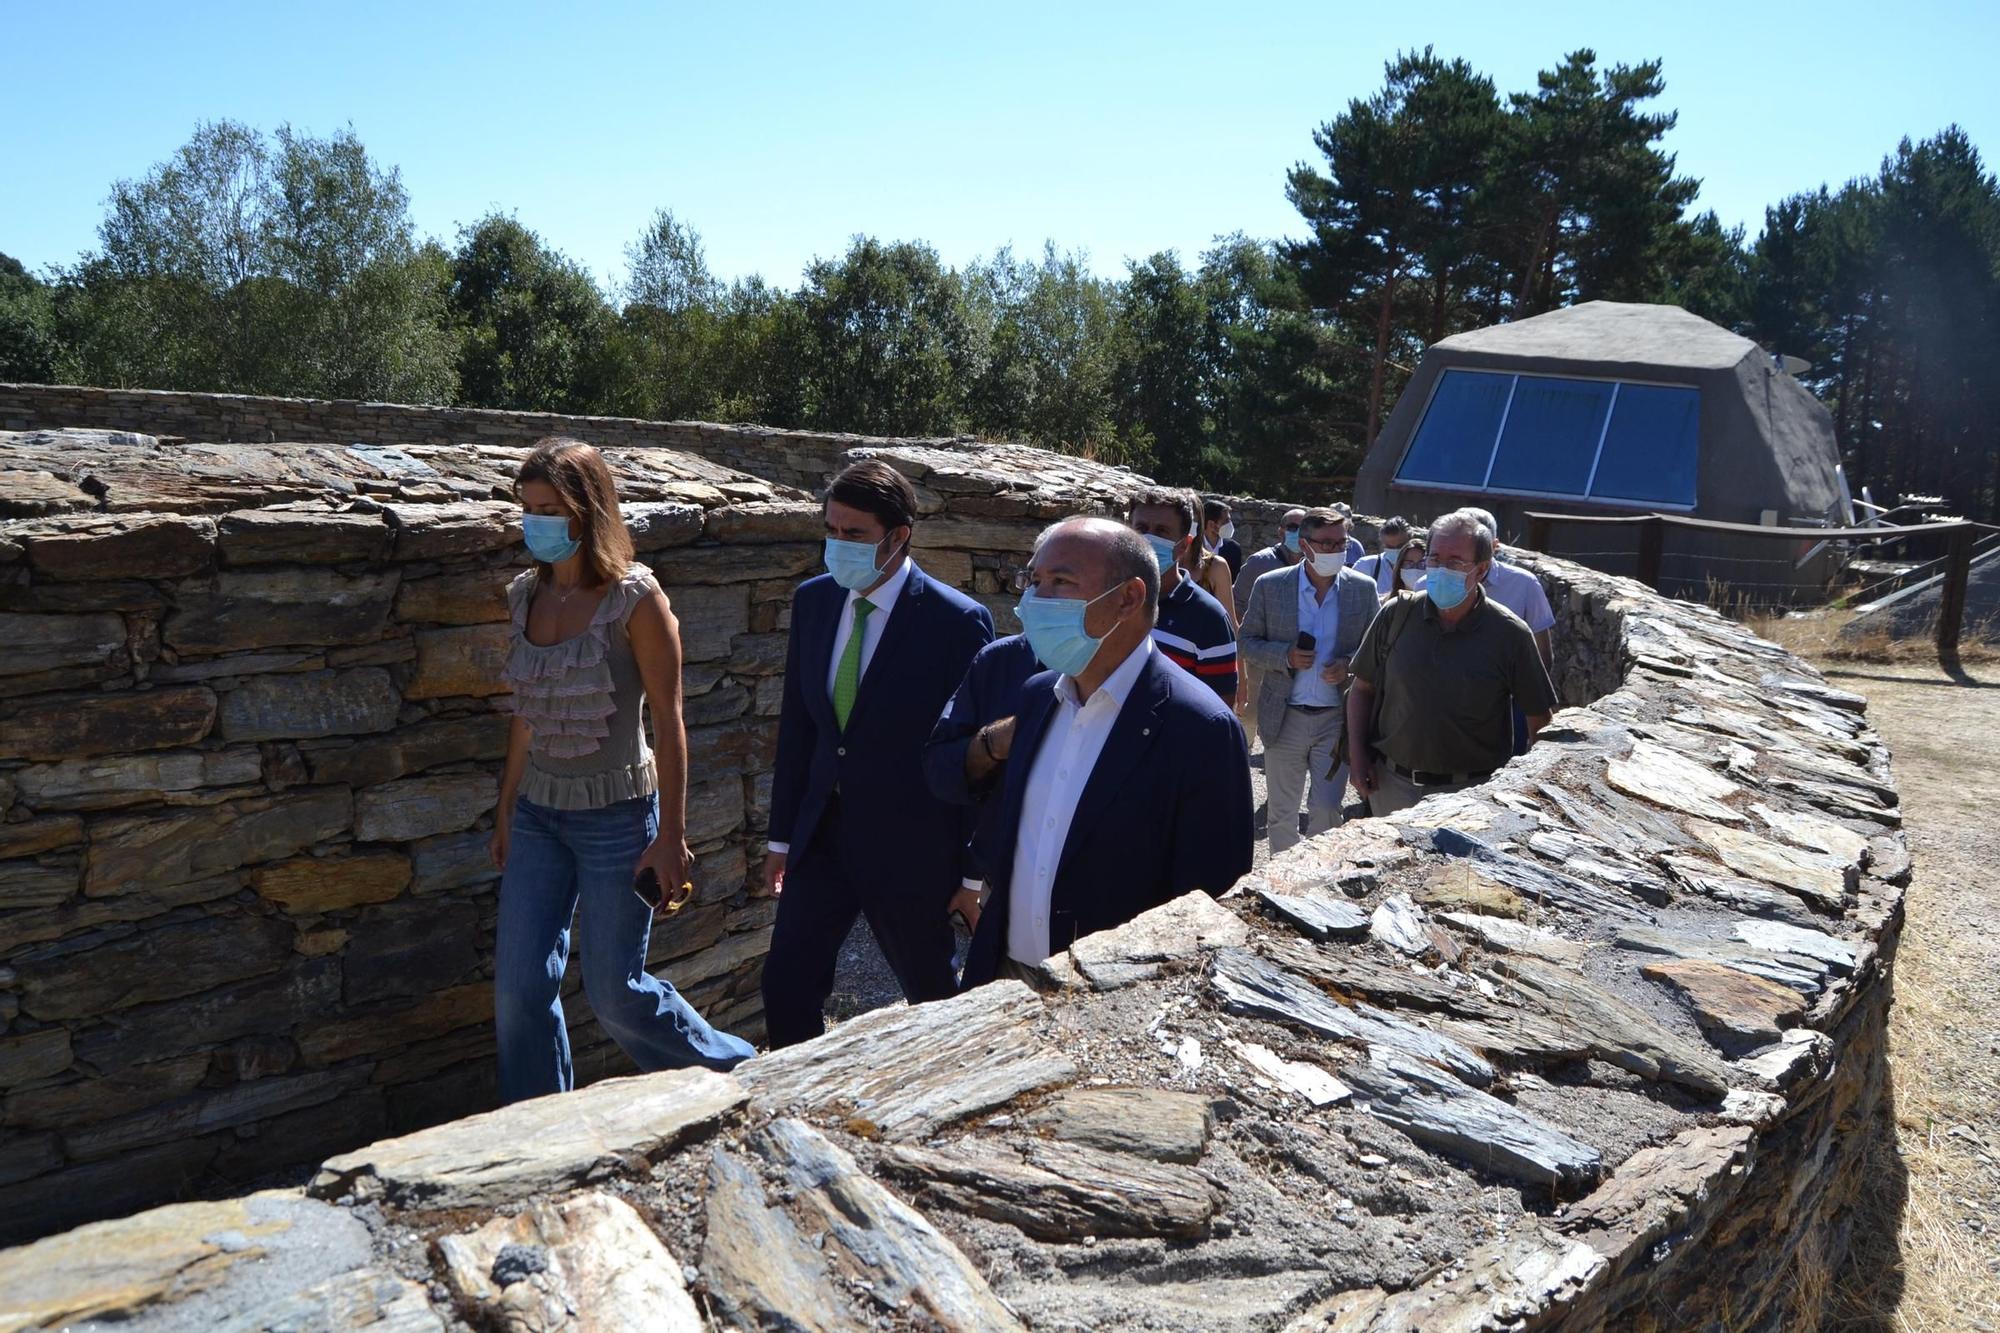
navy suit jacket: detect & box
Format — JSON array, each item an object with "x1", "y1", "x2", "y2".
[
  {"x1": 768, "y1": 564, "x2": 993, "y2": 896},
  {"x1": 922, "y1": 634, "x2": 1044, "y2": 883},
  {"x1": 962, "y1": 646, "x2": 1254, "y2": 987}
]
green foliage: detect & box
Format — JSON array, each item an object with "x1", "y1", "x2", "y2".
[
  {"x1": 790, "y1": 237, "x2": 977, "y2": 436},
  {"x1": 17, "y1": 101, "x2": 1993, "y2": 518},
  {"x1": 1746, "y1": 129, "x2": 2000, "y2": 519},
  {"x1": 448, "y1": 214, "x2": 622, "y2": 414},
  {"x1": 48, "y1": 120, "x2": 456, "y2": 401},
  {"x1": 1286, "y1": 48, "x2": 1712, "y2": 456},
  {"x1": 0, "y1": 253, "x2": 58, "y2": 382}
]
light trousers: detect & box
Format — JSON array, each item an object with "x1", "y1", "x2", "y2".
[{"x1": 1263, "y1": 705, "x2": 1347, "y2": 855}]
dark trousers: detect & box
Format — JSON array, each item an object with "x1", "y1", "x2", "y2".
[{"x1": 760, "y1": 801, "x2": 958, "y2": 1048}]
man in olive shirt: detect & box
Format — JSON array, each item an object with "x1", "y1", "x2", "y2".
[{"x1": 1345, "y1": 510, "x2": 1557, "y2": 817}]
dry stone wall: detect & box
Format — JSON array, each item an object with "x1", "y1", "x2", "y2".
[
  {"x1": 1, "y1": 541, "x2": 1906, "y2": 1333},
  {"x1": 0, "y1": 422, "x2": 1166, "y2": 1245},
  {"x1": 0, "y1": 396, "x2": 1902, "y2": 1330},
  {"x1": 0, "y1": 430, "x2": 819, "y2": 1242},
  {"x1": 0, "y1": 381, "x2": 985, "y2": 496}
]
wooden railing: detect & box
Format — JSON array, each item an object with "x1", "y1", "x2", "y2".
[{"x1": 1524, "y1": 511, "x2": 1980, "y2": 667}]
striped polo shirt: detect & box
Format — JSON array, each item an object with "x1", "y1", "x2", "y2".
[{"x1": 1152, "y1": 575, "x2": 1237, "y2": 703}]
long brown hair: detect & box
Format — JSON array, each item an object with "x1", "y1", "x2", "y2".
[{"x1": 514, "y1": 437, "x2": 635, "y2": 588}]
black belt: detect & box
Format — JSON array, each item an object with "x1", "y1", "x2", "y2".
[
  {"x1": 1383, "y1": 757, "x2": 1493, "y2": 787},
  {"x1": 1287, "y1": 704, "x2": 1340, "y2": 715}
]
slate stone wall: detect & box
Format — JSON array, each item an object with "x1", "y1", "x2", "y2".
[
  {"x1": 0, "y1": 545, "x2": 1903, "y2": 1332},
  {"x1": 0, "y1": 437, "x2": 824, "y2": 1242},
  {"x1": 0, "y1": 422, "x2": 1169, "y2": 1245},
  {"x1": 0, "y1": 382, "x2": 967, "y2": 496},
  {"x1": 0, "y1": 399, "x2": 1902, "y2": 1330}
]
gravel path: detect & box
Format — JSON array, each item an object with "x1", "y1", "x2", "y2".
[{"x1": 1817, "y1": 655, "x2": 2000, "y2": 1329}]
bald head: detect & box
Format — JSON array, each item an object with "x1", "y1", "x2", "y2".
[{"x1": 1029, "y1": 516, "x2": 1160, "y2": 617}]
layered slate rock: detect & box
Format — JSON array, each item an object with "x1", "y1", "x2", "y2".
[
  {"x1": 738, "y1": 981, "x2": 1078, "y2": 1139},
  {"x1": 1022, "y1": 1086, "x2": 1217, "y2": 1163},
  {"x1": 0, "y1": 1193, "x2": 399, "y2": 1333},
  {"x1": 879, "y1": 1138, "x2": 1221, "y2": 1241},
  {"x1": 742, "y1": 1119, "x2": 1026, "y2": 1330},
  {"x1": 309, "y1": 1067, "x2": 746, "y2": 1208},
  {"x1": 1642, "y1": 958, "x2": 1807, "y2": 1049},
  {"x1": 0, "y1": 421, "x2": 1906, "y2": 1332}
]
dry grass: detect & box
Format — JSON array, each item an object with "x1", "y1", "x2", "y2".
[
  {"x1": 1747, "y1": 606, "x2": 2000, "y2": 666},
  {"x1": 1805, "y1": 656, "x2": 2000, "y2": 1331},
  {"x1": 1828, "y1": 970, "x2": 2000, "y2": 1330}
]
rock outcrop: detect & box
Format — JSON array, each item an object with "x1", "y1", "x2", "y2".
[
  {"x1": 0, "y1": 426, "x2": 1167, "y2": 1242},
  {"x1": 2, "y1": 546, "x2": 1901, "y2": 1329},
  {"x1": 0, "y1": 399, "x2": 1902, "y2": 1329}
]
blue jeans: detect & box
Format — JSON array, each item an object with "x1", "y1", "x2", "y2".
[{"x1": 494, "y1": 793, "x2": 755, "y2": 1103}]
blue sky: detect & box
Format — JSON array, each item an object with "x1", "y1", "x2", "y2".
[{"x1": 5, "y1": 0, "x2": 1996, "y2": 290}]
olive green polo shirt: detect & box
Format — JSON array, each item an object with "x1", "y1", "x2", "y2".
[{"x1": 1352, "y1": 589, "x2": 1557, "y2": 777}]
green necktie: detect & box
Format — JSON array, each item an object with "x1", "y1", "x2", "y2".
[{"x1": 832, "y1": 597, "x2": 875, "y2": 731}]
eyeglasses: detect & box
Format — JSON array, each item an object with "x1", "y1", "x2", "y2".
[{"x1": 1425, "y1": 556, "x2": 1482, "y2": 575}]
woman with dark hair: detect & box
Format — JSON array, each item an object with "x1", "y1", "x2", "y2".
[
  {"x1": 491, "y1": 437, "x2": 753, "y2": 1102},
  {"x1": 1388, "y1": 536, "x2": 1426, "y2": 600}
]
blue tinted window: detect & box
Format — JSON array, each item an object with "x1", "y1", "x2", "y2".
[
  {"x1": 1396, "y1": 370, "x2": 1511, "y2": 486},
  {"x1": 1590, "y1": 384, "x2": 1700, "y2": 506},
  {"x1": 1486, "y1": 377, "x2": 1615, "y2": 495}
]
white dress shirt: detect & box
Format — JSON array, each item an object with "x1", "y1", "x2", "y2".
[
  {"x1": 1006, "y1": 636, "x2": 1154, "y2": 965},
  {"x1": 1288, "y1": 567, "x2": 1344, "y2": 708},
  {"x1": 767, "y1": 557, "x2": 915, "y2": 858},
  {"x1": 824, "y1": 556, "x2": 913, "y2": 697}
]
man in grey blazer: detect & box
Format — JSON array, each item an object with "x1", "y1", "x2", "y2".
[{"x1": 1239, "y1": 507, "x2": 1379, "y2": 853}]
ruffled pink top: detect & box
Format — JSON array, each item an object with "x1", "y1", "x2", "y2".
[{"x1": 501, "y1": 565, "x2": 661, "y2": 810}]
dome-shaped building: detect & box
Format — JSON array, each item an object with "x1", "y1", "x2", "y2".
[{"x1": 1354, "y1": 300, "x2": 1850, "y2": 601}]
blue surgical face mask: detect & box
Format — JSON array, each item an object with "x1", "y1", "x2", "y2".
[
  {"x1": 824, "y1": 536, "x2": 900, "y2": 592},
  {"x1": 1142, "y1": 533, "x2": 1178, "y2": 573},
  {"x1": 1426, "y1": 565, "x2": 1472, "y2": 610},
  {"x1": 1015, "y1": 584, "x2": 1125, "y2": 678},
  {"x1": 523, "y1": 513, "x2": 581, "y2": 564},
  {"x1": 1283, "y1": 529, "x2": 1301, "y2": 554}
]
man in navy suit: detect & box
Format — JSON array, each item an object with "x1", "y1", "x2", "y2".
[
  {"x1": 762, "y1": 460, "x2": 994, "y2": 1046},
  {"x1": 962, "y1": 517, "x2": 1253, "y2": 988},
  {"x1": 922, "y1": 632, "x2": 1044, "y2": 932}
]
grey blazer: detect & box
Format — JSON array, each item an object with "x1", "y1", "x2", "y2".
[{"x1": 1239, "y1": 564, "x2": 1380, "y2": 740}]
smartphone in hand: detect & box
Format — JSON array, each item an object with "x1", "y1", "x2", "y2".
[
  {"x1": 1295, "y1": 631, "x2": 1317, "y2": 651},
  {"x1": 633, "y1": 867, "x2": 665, "y2": 911}
]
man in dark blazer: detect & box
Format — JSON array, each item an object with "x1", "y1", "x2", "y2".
[
  {"x1": 922, "y1": 632, "x2": 1044, "y2": 932},
  {"x1": 762, "y1": 460, "x2": 994, "y2": 1046},
  {"x1": 961, "y1": 518, "x2": 1252, "y2": 989}
]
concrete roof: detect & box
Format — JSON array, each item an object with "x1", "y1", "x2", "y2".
[{"x1": 1432, "y1": 300, "x2": 1761, "y2": 372}]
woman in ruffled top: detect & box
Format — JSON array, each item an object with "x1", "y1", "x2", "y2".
[{"x1": 490, "y1": 437, "x2": 754, "y2": 1101}]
